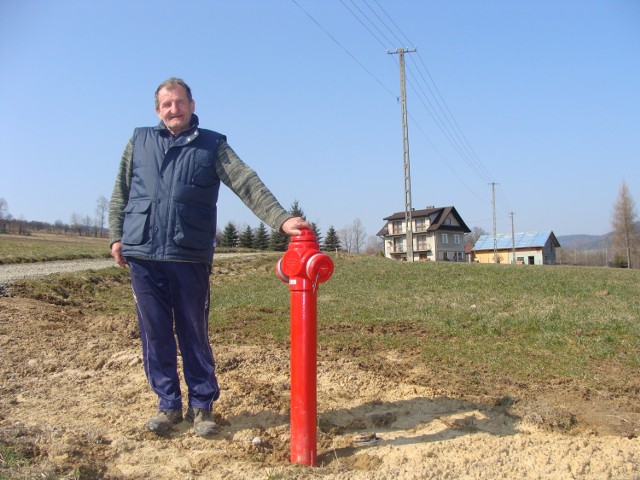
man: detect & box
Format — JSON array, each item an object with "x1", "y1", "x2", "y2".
[{"x1": 109, "y1": 78, "x2": 308, "y2": 437}]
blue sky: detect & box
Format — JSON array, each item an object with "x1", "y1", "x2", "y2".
[{"x1": 1, "y1": 0, "x2": 638, "y2": 239}]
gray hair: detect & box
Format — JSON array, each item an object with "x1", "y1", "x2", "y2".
[{"x1": 155, "y1": 77, "x2": 193, "y2": 108}]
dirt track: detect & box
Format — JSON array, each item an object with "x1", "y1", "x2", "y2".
[{"x1": 0, "y1": 261, "x2": 638, "y2": 479}]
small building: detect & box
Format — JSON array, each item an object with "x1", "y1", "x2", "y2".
[
  {"x1": 472, "y1": 231, "x2": 561, "y2": 265},
  {"x1": 377, "y1": 206, "x2": 471, "y2": 262}
]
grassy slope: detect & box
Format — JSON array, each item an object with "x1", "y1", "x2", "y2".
[{"x1": 6, "y1": 250, "x2": 640, "y2": 397}]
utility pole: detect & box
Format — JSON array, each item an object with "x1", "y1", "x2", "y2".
[
  {"x1": 388, "y1": 47, "x2": 417, "y2": 262},
  {"x1": 510, "y1": 211, "x2": 516, "y2": 264},
  {"x1": 489, "y1": 182, "x2": 498, "y2": 263}
]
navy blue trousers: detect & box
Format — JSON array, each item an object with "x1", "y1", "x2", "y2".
[{"x1": 128, "y1": 258, "x2": 220, "y2": 411}]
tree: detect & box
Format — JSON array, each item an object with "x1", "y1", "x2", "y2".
[
  {"x1": 238, "y1": 225, "x2": 255, "y2": 248},
  {"x1": 289, "y1": 200, "x2": 305, "y2": 219},
  {"x1": 364, "y1": 235, "x2": 382, "y2": 255},
  {"x1": 269, "y1": 228, "x2": 289, "y2": 251},
  {"x1": 611, "y1": 180, "x2": 638, "y2": 268},
  {"x1": 220, "y1": 221, "x2": 239, "y2": 247},
  {"x1": 0, "y1": 197, "x2": 10, "y2": 233},
  {"x1": 70, "y1": 212, "x2": 83, "y2": 235},
  {"x1": 310, "y1": 222, "x2": 322, "y2": 245},
  {"x1": 95, "y1": 195, "x2": 109, "y2": 238},
  {"x1": 253, "y1": 222, "x2": 270, "y2": 250},
  {"x1": 465, "y1": 226, "x2": 487, "y2": 249},
  {"x1": 323, "y1": 225, "x2": 341, "y2": 251},
  {"x1": 339, "y1": 218, "x2": 366, "y2": 253}
]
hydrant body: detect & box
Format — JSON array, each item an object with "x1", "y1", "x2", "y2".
[{"x1": 276, "y1": 229, "x2": 334, "y2": 466}]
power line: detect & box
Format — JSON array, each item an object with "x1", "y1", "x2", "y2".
[
  {"x1": 292, "y1": 0, "x2": 512, "y2": 225},
  {"x1": 357, "y1": 1, "x2": 498, "y2": 188},
  {"x1": 290, "y1": 0, "x2": 395, "y2": 98},
  {"x1": 340, "y1": 0, "x2": 394, "y2": 49}
]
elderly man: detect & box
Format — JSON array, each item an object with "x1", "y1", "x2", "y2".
[{"x1": 109, "y1": 77, "x2": 308, "y2": 436}]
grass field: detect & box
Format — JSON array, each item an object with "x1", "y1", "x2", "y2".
[
  {"x1": 0, "y1": 233, "x2": 111, "y2": 264},
  {"x1": 6, "y1": 245, "x2": 640, "y2": 394}
]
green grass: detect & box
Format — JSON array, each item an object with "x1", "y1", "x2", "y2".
[
  {"x1": 6, "y1": 249, "x2": 640, "y2": 392},
  {"x1": 209, "y1": 255, "x2": 640, "y2": 384},
  {"x1": 0, "y1": 443, "x2": 31, "y2": 474},
  {"x1": 0, "y1": 233, "x2": 111, "y2": 264}
]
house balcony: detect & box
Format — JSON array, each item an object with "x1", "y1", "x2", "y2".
[{"x1": 388, "y1": 244, "x2": 431, "y2": 254}]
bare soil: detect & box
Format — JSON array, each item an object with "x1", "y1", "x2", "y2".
[{"x1": 0, "y1": 280, "x2": 639, "y2": 479}]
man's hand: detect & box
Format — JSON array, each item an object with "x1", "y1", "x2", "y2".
[
  {"x1": 281, "y1": 217, "x2": 311, "y2": 236},
  {"x1": 110, "y1": 241, "x2": 126, "y2": 268}
]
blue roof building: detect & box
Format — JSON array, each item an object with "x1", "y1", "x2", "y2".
[{"x1": 472, "y1": 231, "x2": 561, "y2": 265}]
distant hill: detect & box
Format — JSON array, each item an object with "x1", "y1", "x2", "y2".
[
  {"x1": 558, "y1": 221, "x2": 640, "y2": 250},
  {"x1": 557, "y1": 233, "x2": 612, "y2": 251}
]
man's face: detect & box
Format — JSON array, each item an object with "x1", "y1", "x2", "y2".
[{"x1": 155, "y1": 86, "x2": 195, "y2": 135}]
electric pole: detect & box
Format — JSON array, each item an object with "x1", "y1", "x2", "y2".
[
  {"x1": 388, "y1": 47, "x2": 417, "y2": 262},
  {"x1": 510, "y1": 211, "x2": 516, "y2": 264},
  {"x1": 490, "y1": 182, "x2": 498, "y2": 263}
]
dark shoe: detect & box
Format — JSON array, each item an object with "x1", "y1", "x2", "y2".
[
  {"x1": 186, "y1": 407, "x2": 218, "y2": 437},
  {"x1": 145, "y1": 409, "x2": 183, "y2": 434}
]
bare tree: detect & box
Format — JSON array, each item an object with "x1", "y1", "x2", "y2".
[
  {"x1": 611, "y1": 180, "x2": 638, "y2": 268},
  {"x1": 0, "y1": 197, "x2": 10, "y2": 233},
  {"x1": 95, "y1": 195, "x2": 109, "y2": 238},
  {"x1": 364, "y1": 235, "x2": 382, "y2": 255},
  {"x1": 339, "y1": 218, "x2": 366, "y2": 253},
  {"x1": 465, "y1": 226, "x2": 487, "y2": 248},
  {"x1": 70, "y1": 212, "x2": 83, "y2": 235}
]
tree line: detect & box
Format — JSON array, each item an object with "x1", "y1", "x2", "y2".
[
  {"x1": 13, "y1": 181, "x2": 636, "y2": 266},
  {"x1": 218, "y1": 200, "x2": 346, "y2": 252},
  {"x1": 0, "y1": 196, "x2": 109, "y2": 237},
  {"x1": 0, "y1": 196, "x2": 381, "y2": 254}
]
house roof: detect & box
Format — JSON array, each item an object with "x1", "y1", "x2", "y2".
[
  {"x1": 472, "y1": 231, "x2": 561, "y2": 251},
  {"x1": 378, "y1": 206, "x2": 471, "y2": 236}
]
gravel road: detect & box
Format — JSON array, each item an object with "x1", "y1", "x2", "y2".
[
  {"x1": 0, "y1": 253, "x2": 258, "y2": 285},
  {"x1": 0, "y1": 259, "x2": 117, "y2": 284}
]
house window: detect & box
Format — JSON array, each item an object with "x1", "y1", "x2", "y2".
[
  {"x1": 415, "y1": 218, "x2": 427, "y2": 232},
  {"x1": 392, "y1": 221, "x2": 403, "y2": 234},
  {"x1": 453, "y1": 234, "x2": 461, "y2": 244},
  {"x1": 441, "y1": 233, "x2": 448, "y2": 244},
  {"x1": 393, "y1": 237, "x2": 405, "y2": 252},
  {"x1": 416, "y1": 234, "x2": 428, "y2": 250}
]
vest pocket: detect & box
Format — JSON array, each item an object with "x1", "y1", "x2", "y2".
[
  {"x1": 191, "y1": 152, "x2": 216, "y2": 187},
  {"x1": 122, "y1": 200, "x2": 152, "y2": 245},
  {"x1": 173, "y1": 203, "x2": 214, "y2": 250}
]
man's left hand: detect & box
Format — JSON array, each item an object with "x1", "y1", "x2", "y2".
[{"x1": 281, "y1": 217, "x2": 311, "y2": 236}]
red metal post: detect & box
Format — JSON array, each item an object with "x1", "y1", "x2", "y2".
[{"x1": 276, "y1": 229, "x2": 334, "y2": 466}]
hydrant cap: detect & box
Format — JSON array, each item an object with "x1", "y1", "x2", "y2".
[{"x1": 306, "y1": 253, "x2": 334, "y2": 283}]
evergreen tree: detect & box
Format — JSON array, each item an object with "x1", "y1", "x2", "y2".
[
  {"x1": 323, "y1": 225, "x2": 341, "y2": 251},
  {"x1": 238, "y1": 225, "x2": 255, "y2": 248},
  {"x1": 311, "y1": 221, "x2": 322, "y2": 245},
  {"x1": 270, "y1": 228, "x2": 289, "y2": 252},
  {"x1": 289, "y1": 199, "x2": 305, "y2": 219},
  {"x1": 253, "y1": 222, "x2": 270, "y2": 250},
  {"x1": 220, "y1": 221, "x2": 239, "y2": 247}
]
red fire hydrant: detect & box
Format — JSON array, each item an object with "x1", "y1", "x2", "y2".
[{"x1": 276, "y1": 229, "x2": 334, "y2": 466}]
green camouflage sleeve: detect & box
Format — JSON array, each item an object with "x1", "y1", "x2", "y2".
[
  {"x1": 215, "y1": 140, "x2": 291, "y2": 231},
  {"x1": 108, "y1": 137, "x2": 133, "y2": 246}
]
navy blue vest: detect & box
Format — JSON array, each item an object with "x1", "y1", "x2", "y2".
[{"x1": 121, "y1": 119, "x2": 226, "y2": 264}]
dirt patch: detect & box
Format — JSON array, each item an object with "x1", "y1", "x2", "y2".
[{"x1": 0, "y1": 295, "x2": 638, "y2": 479}]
